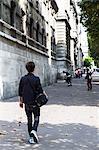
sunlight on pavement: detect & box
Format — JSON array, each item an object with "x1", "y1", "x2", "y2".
[
  {"x1": 0, "y1": 102, "x2": 27, "y2": 123},
  {"x1": 41, "y1": 105, "x2": 99, "y2": 128},
  {"x1": 0, "y1": 102, "x2": 98, "y2": 129}
]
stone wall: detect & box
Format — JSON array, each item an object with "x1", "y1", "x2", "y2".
[
  {"x1": 0, "y1": 0, "x2": 58, "y2": 100},
  {"x1": 0, "y1": 35, "x2": 57, "y2": 100}
]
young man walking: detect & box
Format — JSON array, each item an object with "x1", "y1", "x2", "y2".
[
  {"x1": 19, "y1": 61, "x2": 44, "y2": 144},
  {"x1": 85, "y1": 68, "x2": 92, "y2": 91}
]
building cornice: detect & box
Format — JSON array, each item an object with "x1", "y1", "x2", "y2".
[
  {"x1": 56, "y1": 18, "x2": 71, "y2": 30},
  {"x1": 56, "y1": 58, "x2": 72, "y2": 63}
]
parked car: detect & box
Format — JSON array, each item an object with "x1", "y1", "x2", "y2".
[{"x1": 92, "y1": 68, "x2": 99, "y2": 82}]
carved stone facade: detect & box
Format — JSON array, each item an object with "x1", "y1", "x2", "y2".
[
  {"x1": 56, "y1": 0, "x2": 82, "y2": 77},
  {"x1": 70, "y1": 0, "x2": 79, "y2": 72},
  {"x1": 56, "y1": 0, "x2": 72, "y2": 75},
  {"x1": 70, "y1": 0, "x2": 83, "y2": 70},
  {"x1": 0, "y1": 0, "x2": 58, "y2": 99}
]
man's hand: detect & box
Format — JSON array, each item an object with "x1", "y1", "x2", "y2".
[
  {"x1": 19, "y1": 97, "x2": 23, "y2": 108},
  {"x1": 19, "y1": 102, "x2": 23, "y2": 108},
  {"x1": 43, "y1": 91, "x2": 48, "y2": 98}
]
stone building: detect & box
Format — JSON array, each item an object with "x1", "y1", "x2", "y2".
[
  {"x1": 0, "y1": 0, "x2": 58, "y2": 99},
  {"x1": 70, "y1": 0, "x2": 83, "y2": 70},
  {"x1": 56, "y1": 0, "x2": 71, "y2": 75},
  {"x1": 56, "y1": 0, "x2": 83, "y2": 77},
  {"x1": 70, "y1": 0, "x2": 79, "y2": 72}
]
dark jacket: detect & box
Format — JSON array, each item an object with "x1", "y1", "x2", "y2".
[
  {"x1": 85, "y1": 72, "x2": 92, "y2": 81},
  {"x1": 66, "y1": 72, "x2": 71, "y2": 77},
  {"x1": 19, "y1": 73, "x2": 43, "y2": 105}
]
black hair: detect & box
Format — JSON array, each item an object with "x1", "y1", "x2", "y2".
[{"x1": 25, "y1": 61, "x2": 35, "y2": 73}]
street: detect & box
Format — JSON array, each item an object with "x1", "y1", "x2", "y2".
[{"x1": 0, "y1": 78, "x2": 99, "y2": 150}]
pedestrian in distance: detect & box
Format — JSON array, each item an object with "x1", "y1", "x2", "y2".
[
  {"x1": 77, "y1": 68, "x2": 81, "y2": 78},
  {"x1": 85, "y1": 68, "x2": 92, "y2": 91},
  {"x1": 19, "y1": 61, "x2": 47, "y2": 144},
  {"x1": 75, "y1": 69, "x2": 79, "y2": 78},
  {"x1": 63, "y1": 71, "x2": 72, "y2": 86}
]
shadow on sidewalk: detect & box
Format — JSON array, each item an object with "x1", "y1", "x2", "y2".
[
  {"x1": 1, "y1": 78, "x2": 99, "y2": 107},
  {"x1": 45, "y1": 81, "x2": 99, "y2": 107},
  {"x1": 0, "y1": 120, "x2": 98, "y2": 150}
]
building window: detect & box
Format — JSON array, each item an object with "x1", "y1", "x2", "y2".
[
  {"x1": 42, "y1": 28, "x2": 45, "y2": 45},
  {"x1": 28, "y1": 0, "x2": 33, "y2": 7},
  {"x1": 21, "y1": 9, "x2": 25, "y2": 33},
  {"x1": 51, "y1": 28, "x2": 56, "y2": 51},
  {"x1": 66, "y1": 26, "x2": 70, "y2": 60},
  {"x1": 44, "y1": 35, "x2": 46, "y2": 47},
  {"x1": 26, "y1": 17, "x2": 34, "y2": 38},
  {"x1": 30, "y1": 18, "x2": 33, "y2": 38},
  {"x1": 10, "y1": 0, "x2": 16, "y2": 26},
  {"x1": 36, "y1": 22, "x2": 39, "y2": 42},
  {"x1": 51, "y1": 36, "x2": 53, "y2": 50},
  {"x1": 36, "y1": 1, "x2": 39, "y2": 9},
  {"x1": 51, "y1": 35, "x2": 56, "y2": 51}
]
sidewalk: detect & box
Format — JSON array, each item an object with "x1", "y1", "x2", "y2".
[{"x1": 0, "y1": 78, "x2": 99, "y2": 150}]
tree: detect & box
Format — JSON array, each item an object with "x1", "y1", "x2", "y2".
[
  {"x1": 78, "y1": 0, "x2": 99, "y2": 66},
  {"x1": 83, "y1": 57, "x2": 93, "y2": 67}
]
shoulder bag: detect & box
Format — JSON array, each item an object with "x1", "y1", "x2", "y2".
[{"x1": 27, "y1": 77, "x2": 48, "y2": 107}]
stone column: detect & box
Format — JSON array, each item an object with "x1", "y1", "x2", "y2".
[{"x1": 56, "y1": 20, "x2": 67, "y2": 74}]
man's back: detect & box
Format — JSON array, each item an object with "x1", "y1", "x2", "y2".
[{"x1": 19, "y1": 73, "x2": 43, "y2": 105}]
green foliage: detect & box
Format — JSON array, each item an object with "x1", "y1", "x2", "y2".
[
  {"x1": 78, "y1": 0, "x2": 99, "y2": 66},
  {"x1": 83, "y1": 57, "x2": 93, "y2": 67}
]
